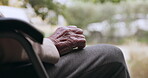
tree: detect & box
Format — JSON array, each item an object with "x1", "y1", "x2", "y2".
[
  {"x1": 63, "y1": 2, "x2": 115, "y2": 28},
  {"x1": 74, "y1": 0, "x2": 123, "y2": 3},
  {"x1": 0, "y1": 0, "x2": 9, "y2": 5},
  {"x1": 0, "y1": 0, "x2": 65, "y2": 25},
  {"x1": 24, "y1": 0, "x2": 65, "y2": 24}
]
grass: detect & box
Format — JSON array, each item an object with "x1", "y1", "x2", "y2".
[
  {"x1": 129, "y1": 52, "x2": 148, "y2": 78},
  {"x1": 127, "y1": 42, "x2": 148, "y2": 78}
]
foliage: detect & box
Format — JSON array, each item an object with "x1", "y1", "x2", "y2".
[
  {"x1": 64, "y1": 1, "x2": 148, "y2": 28},
  {"x1": 73, "y1": 0, "x2": 123, "y2": 3},
  {"x1": 24, "y1": 0, "x2": 65, "y2": 24},
  {"x1": 2, "y1": 0, "x2": 148, "y2": 44},
  {"x1": 0, "y1": 0, "x2": 9, "y2": 5},
  {"x1": 63, "y1": 1, "x2": 148, "y2": 44},
  {"x1": 63, "y1": 2, "x2": 115, "y2": 28},
  {"x1": 135, "y1": 29, "x2": 148, "y2": 43}
]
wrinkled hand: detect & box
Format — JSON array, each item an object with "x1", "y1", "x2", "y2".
[{"x1": 48, "y1": 26, "x2": 86, "y2": 55}]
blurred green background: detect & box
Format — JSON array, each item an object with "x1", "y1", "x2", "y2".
[{"x1": 1, "y1": 0, "x2": 148, "y2": 78}]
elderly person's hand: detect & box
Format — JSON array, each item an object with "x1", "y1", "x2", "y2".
[{"x1": 48, "y1": 26, "x2": 86, "y2": 55}]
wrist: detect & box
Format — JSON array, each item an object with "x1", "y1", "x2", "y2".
[
  {"x1": 47, "y1": 37, "x2": 60, "y2": 52},
  {"x1": 48, "y1": 37, "x2": 56, "y2": 45}
]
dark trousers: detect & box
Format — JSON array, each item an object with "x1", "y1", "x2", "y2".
[
  {"x1": 45, "y1": 44, "x2": 130, "y2": 78},
  {"x1": 1, "y1": 44, "x2": 130, "y2": 78}
]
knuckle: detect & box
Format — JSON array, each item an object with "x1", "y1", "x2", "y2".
[
  {"x1": 77, "y1": 28, "x2": 83, "y2": 32},
  {"x1": 79, "y1": 28, "x2": 83, "y2": 31},
  {"x1": 65, "y1": 28, "x2": 69, "y2": 31},
  {"x1": 81, "y1": 35, "x2": 85, "y2": 38}
]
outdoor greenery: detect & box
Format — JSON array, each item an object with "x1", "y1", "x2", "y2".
[
  {"x1": 63, "y1": 2, "x2": 116, "y2": 28},
  {"x1": 0, "y1": 0, "x2": 8, "y2": 5},
  {"x1": 1, "y1": 0, "x2": 148, "y2": 78},
  {"x1": 64, "y1": 1, "x2": 148, "y2": 28},
  {"x1": 74, "y1": 0, "x2": 124, "y2": 3},
  {"x1": 1, "y1": 0, "x2": 148, "y2": 44},
  {"x1": 63, "y1": 1, "x2": 148, "y2": 44},
  {"x1": 25, "y1": 0, "x2": 65, "y2": 24}
]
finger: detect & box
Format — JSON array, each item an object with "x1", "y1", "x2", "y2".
[
  {"x1": 59, "y1": 47, "x2": 73, "y2": 55},
  {"x1": 78, "y1": 45, "x2": 86, "y2": 49},
  {"x1": 56, "y1": 41, "x2": 74, "y2": 54},
  {"x1": 56, "y1": 42, "x2": 70, "y2": 51},
  {"x1": 65, "y1": 26, "x2": 83, "y2": 34},
  {"x1": 69, "y1": 34, "x2": 85, "y2": 38},
  {"x1": 70, "y1": 36, "x2": 86, "y2": 41},
  {"x1": 53, "y1": 27, "x2": 70, "y2": 38},
  {"x1": 77, "y1": 40, "x2": 86, "y2": 49},
  {"x1": 57, "y1": 37, "x2": 86, "y2": 53},
  {"x1": 72, "y1": 39, "x2": 86, "y2": 49},
  {"x1": 69, "y1": 28, "x2": 83, "y2": 34},
  {"x1": 59, "y1": 37, "x2": 68, "y2": 41},
  {"x1": 73, "y1": 38, "x2": 86, "y2": 49},
  {"x1": 69, "y1": 37, "x2": 86, "y2": 46},
  {"x1": 57, "y1": 27, "x2": 83, "y2": 35}
]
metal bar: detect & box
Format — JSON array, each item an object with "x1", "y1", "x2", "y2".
[{"x1": 0, "y1": 31, "x2": 49, "y2": 78}]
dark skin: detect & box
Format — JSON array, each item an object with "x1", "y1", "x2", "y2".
[{"x1": 49, "y1": 26, "x2": 86, "y2": 55}]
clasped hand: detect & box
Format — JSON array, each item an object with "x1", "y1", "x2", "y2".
[{"x1": 49, "y1": 26, "x2": 86, "y2": 55}]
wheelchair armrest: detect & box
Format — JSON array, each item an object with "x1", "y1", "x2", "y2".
[
  {"x1": 0, "y1": 18, "x2": 44, "y2": 44},
  {"x1": 0, "y1": 18, "x2": 49, "y2": 78}
]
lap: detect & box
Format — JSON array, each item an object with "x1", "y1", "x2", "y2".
[
  {"x1": 0, "y1": 44, "x2": 129, "y2": 78},
  {"x1": 45, "y1": 44, "x2": 128, "y2": 78}
]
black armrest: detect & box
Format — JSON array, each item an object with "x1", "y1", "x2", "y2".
[
  {"x1": 0, "y1": 18, "x2": 49, "y2": 78},
  {"x1": 0, "y1": 18, "x2": 43, "y2": 44}
]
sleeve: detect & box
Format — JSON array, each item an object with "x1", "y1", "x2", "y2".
[
  {"x1": 42, "y1": 38, "x2": 60, "y2": 63},
  {"x1": 0, "y1": 38, "x2": 60, "y2": 64},
  {"x1": 21, "y1": 38, "x2": 60, "y2": 64}
]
